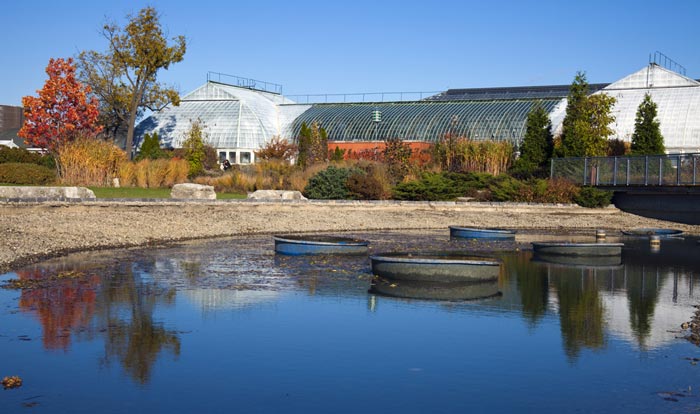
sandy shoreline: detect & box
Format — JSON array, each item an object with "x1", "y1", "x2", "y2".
[{"x1": 1, "y1": 200, "x2": 698, "y2": 272}]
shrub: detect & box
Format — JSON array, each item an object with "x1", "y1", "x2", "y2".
[
  {"x1": 0, "y1": 147, "x2": 56, "y2": 169},
  {"x1": 517, "y1": 179, "x2": 579, "y2": 204},
  {"x1": 384, "y1": 137, "x2": 413, "y2": 184},
  {"x1": 0, "y1": 162, "x2": 56, "y2": 185},
  {"x1": 303, "y1": 166, "x2": 357, "y2": 199},
  {"x1": 256, "y1": 136, "x2": 297, "y2": 162},
  {"x1": 393, "y1": 172, "x2": 473, "y2": 201},
  {"x1": 347, "y1": 166, "x2": 390, "y2": 200},
  {"x1": 286, "y1": 163, "x2": 329, "y2": 192},
  {"x1": 574, "y1": 187, "x2": 612, "y2": 208}
]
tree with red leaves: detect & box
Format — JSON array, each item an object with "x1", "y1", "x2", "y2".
[{"x1": 19, "y1": 58, "x2": 102, "y2": 152}]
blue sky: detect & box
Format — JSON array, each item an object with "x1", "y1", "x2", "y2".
[{"x1": 2, "y1": 0, "x2": 699, "y2": 105}]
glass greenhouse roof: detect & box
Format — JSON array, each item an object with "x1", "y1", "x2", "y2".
[
  {"x1": 550, "y1": 65, "x2": 700, "y2": 153},
  {"x1": 135, "y1": 64, "x2": 700, "y2": 156},
  {"x1": 427, "y1": 83, "x2": 609, "y2": 101},
  {"x1": 287, "y1": 99, "x2": 562, "y2": 143},
  {"x1": 135, "y1": 82, "x2": 305, "y2": 150}
]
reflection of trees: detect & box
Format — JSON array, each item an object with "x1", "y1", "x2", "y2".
[
  {"x1": 508, "y1": 253, "x2": 549, "y2": 326},
  {"x1": 554, "y1": 269, "x2": 605, "y2": 361},
  {"x1": 98, "y1": 263, "x2": 180, "y2": 384},
  {"x1": 625, "y1": 266, "x2": 661, "y2": 350},
  {"x1": 17, "y1": 268, "x2": 100, "y2": 351}
]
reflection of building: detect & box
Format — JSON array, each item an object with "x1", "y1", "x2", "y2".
[
  {"x1": 183, "y1": 289, "x2": 279, "y2": 312},
  {"x1": 602, "y1": 271, "x2": 694, "y2": 350},
  {"x1": 136, "y1": 60, "x2": 700, "y2": 164}
]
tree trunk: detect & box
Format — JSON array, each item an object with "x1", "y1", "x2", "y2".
[{"x1": 125, "y1": 92, "x2": 142, "y2": 160}]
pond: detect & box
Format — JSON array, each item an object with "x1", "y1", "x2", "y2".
[{"x1": 1, "y1": 230, "x2": 700, "y2": 413}]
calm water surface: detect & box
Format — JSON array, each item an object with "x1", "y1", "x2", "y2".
[{"x1": 1, "y1": 230, "x2": 700, "y2": 413}]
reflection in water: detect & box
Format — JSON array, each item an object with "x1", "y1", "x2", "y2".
[
  {"x1": 511, "y1": 235, "x2": 700, "y2": 357},
  {"x1": 4, "y1": 231, "x2": 700, "y2": 393},
  {"x1": 625, "y1": 268, "x2": 661, "y2": 349},
  {"x1": 508, "y1": 253, "x2": 549, "y2": 326},
  {"x1": 16, "y1": 267, "x2": 100, "y2": 351},
  {"x1": 13, "y1": 256, "x2": 181, "y2": 384},
  {"x1": 98, "y1": 263, "x2": 180, "y2": 384},
  {"x1": 370, "y1": 278, "x2": 501, "y2": 301},
  {"x1": 553, "y1": 269, "x2": 605, "y2": 360}
]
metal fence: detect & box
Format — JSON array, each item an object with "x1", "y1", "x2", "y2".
[
  {"x1": 551, "y1": 153, "x2": 700, "y2": 186},
  {"x1": 284, "y1": 91, "x2": 442, "y2": 104}
]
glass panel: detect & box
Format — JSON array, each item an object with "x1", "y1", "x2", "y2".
[{"x1": 240, "y1": 152, "x2": 251, "y2": 164}]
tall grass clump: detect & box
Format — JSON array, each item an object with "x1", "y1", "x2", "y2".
[
  {"x1": 118, "y1": 162, "x2": 135, "y2": 187},
  {"x1": 432, "y1": 136, "x2": 513, "y2": 175},
  {"x1": 134, "y1": 159, "x2": 150, "y2": 188},
  {"x1": 164, "y1": 158, "x2": 189, "y2": 187},
  {"x1": 58, "y1": 136, "x2": 126, "y2": 186},
  {"x1": 146, "y1": 159, "x2": 169, "y2": 188}
]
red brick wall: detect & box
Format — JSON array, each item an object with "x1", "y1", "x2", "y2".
[{"x1": 328, "y1": 141, "x2": 432, "y2": 164}]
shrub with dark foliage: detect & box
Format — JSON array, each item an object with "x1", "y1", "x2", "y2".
[
  {"x1": 574, "y1": 187, "x2": 612, "y2": 208},
  {"x1": 303, "y1": 166, "x2": 358, "y2": 199},
  {"x1": 0, "y1": 147, "x2": 55, "y2": 169},
  {"x1": 0, "y1": 162, "x2": 56, "y2": 185}
]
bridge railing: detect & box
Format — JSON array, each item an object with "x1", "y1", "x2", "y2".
[{"x1": 550, "y1": 153, "x2": 700, "y2": 186}]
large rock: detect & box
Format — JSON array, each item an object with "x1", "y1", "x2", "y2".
[
  {"x1": 247, "y1": 190, "x2": 307, "y2": 201},
  {"x1": 171, "y1": 183, "x2": 217, "y2": 200},
  {"x1": 0, "y1": 186, "x2": 96, "y2": 200}
]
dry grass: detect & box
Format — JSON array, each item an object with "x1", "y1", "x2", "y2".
[{"x1": 58, "y1": 137, "x2": 126, "y2": 186}]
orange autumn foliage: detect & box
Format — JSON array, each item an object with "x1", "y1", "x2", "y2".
[{"x1": 19, "y1": 58, "x2": 102, "y2": 152}]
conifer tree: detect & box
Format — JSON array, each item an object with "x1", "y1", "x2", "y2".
[
  {"x1": 512, "y1": 102, "x2": 553, "y2": 177},
  {"x1": 559, "y1": 72, "x2": 616, "y2": 157},
  {"x1": 559, "y1": 72, "x2": 589, "y2": 157},
  {"x1": 182, "y1": 119, "x2": 206, "y2": 177},
  {"x1": 136, "y1": 132, "x2": 166, "y2": 160},
  {"x1": 296, "y1": 121, "x2": 328, "y2": 168},
  {"x1": 631, "y1": 93, "x2": 665, "y2": 155}
]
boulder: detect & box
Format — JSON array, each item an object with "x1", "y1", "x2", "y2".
[
  {"x1": 0, "y1": 186, "x2": 96, "y2": 200},
  {"x1": 247, "y1": 190, "x2": 307, "y2": 201},
  {"x1": 171, "y1": 183, "x2": 217, "y2": 200}
]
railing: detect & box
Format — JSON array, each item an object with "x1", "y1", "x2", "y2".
[
  {"x1": 207, "y1": 72, "x2": 283, "y2": 95},
  {"x1": 551, "y1": 153, "x2": 700, "y2": 186},
  {"x1": 284, "y1": 91, "x2": 442, "y2": 104}
]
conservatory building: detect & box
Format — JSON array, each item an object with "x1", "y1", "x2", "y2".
[{"x1": 135, "y1": 63, "x2": 700, "y2": 163}]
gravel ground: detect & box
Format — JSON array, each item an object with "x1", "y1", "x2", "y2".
[{"x1": 1, "y1": 200, "x2": 697, "y2": 272}]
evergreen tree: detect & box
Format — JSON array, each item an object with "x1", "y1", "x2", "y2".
[
  {"x1": 512, "y1": 102, "x2": 553, "y2": 177},
  {"x1": 559, "y1": 72, "x2": 616, "y2": 157},
  {"x1": 559, "y1": 72, "x2": 589, "y2": 157},
  {"x1": 182, "y1": 119, "x2": 206, "y2": 177},
  {"x1": 296, "y1": 121, "x2": 328, "y2": 168},
  {"x1": 296, "y1": 122, "x2": 311, "y2": 168},
  {"x1": 631, "y1": 93, "x2": 665, "y2": 155},
  {"x1": 136, "y1": 132, "x2": 167, "y2": 160}
]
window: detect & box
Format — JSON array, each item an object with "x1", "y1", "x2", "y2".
[
  {"x1": 240, "y1": 152, "x2": 251, "y2": 164},
  {"x1": 228, "y1": 151, "x2": 237, "y2": 163}
]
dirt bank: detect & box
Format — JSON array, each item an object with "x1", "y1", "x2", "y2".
[{"x1": 1, "y1": 200, "x2": 697, "y2": 272}]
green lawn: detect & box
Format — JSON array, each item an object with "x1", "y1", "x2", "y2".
[{"x1": 88, "y1": 187, "x2": 247, "y2": 200}]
